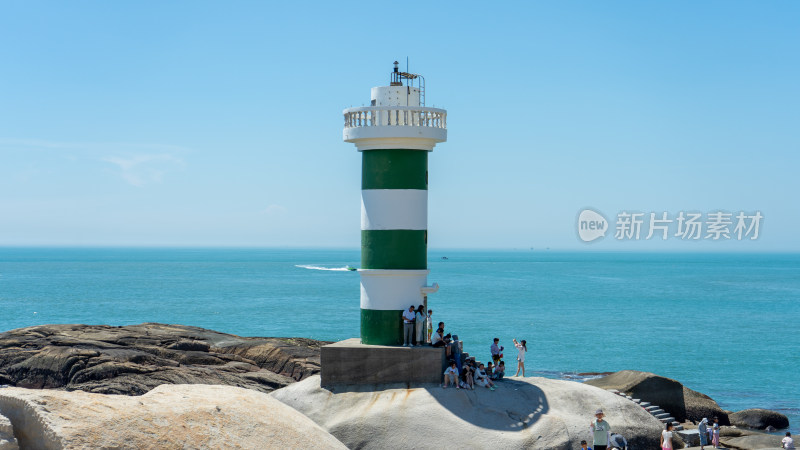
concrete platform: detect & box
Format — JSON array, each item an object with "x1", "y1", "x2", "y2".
[{"x1": 320, "y1": 338, "x2": 447, "y2": 386}]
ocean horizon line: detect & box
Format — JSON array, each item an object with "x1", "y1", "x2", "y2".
[{"x1": 1, "y1": 245, "x2": 798, "y2": 255}]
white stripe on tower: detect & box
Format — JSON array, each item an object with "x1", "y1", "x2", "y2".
[
  {"x1": 361, "y1": 190, "x2": 428, "y2": 231},
  {"x1": 359, "y1": 269, "x2": 431, "y2": 310}
]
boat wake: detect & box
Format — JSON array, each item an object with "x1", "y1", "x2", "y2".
[{"x1": 295, "y1": 264, "x2": 354, "y2": 272}]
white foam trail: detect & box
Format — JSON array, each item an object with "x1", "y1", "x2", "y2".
[{"x1": 295, "y1": 264, "x2": 353, "y2": 272}]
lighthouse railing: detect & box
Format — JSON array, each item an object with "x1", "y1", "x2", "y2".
[{"x1": 343, "y1": 106, "x2": 447, "y2": 130}]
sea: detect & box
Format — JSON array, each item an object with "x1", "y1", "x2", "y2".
[{"x1": 0, "y1": 248, "x2": 797, "y2": 432}]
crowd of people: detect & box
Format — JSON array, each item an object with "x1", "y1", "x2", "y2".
[
  {"x1": 440, "y1": 334, "x2": 530, "y2": 392},
  {"x1": 404, "y1": 306, "x2": 532, "y2": 393},
  {"x1": 405, "y1": 313, "x2": 799, "y2": 449}
]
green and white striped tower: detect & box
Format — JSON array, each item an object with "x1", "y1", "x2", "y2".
[{"x1": 343, "y1": 62, "x2": 447, "y2": 345}]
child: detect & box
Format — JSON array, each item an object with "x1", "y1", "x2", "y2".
[
  {"x1": 783, "y1": 432, "x2": 795, "y2": 449},
  {"x1": 580, "y1": 440, "x2": 592, "y2": 450},
  {"x1": 494, "y1": 360, "x2": 505, "y2": 380},
  {"x1": 711, "y1": 417, "x2": 720, "y2": 448}
]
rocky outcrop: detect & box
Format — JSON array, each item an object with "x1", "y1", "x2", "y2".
[
  {"x1": 682, "y1": 386, "x2": 730, "y2": 424},
  {"x1": 729, "y1": 408, "x2": 790, "y2": 430},
  {"x1": 584, "y1": 370, "x2": 689, "y2": 422},
  {"x1": 585, "y1": 370, "x2": 734, "y2": 425},
  {"x1": 271, "y1": 375, "x2": 674, "y2": 449},
  {"x1": 719, "y1": 426, "x2": 786, "y2": 449},
  {"x1": 0, "y1": 324, "x2": 328, "y2": 395},
  {"x1": 0, "y1": 384, "x2": 346, "y2": 449}
]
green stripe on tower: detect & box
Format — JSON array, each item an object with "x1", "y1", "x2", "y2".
[
  {"x1": 362, "y1": 149, "x2": 428, "y2": 190},
  {"x1": 361, "y1": 230, "x2": 427, "y2": 269},
  {"x1": 361, "y1": 309, "x2": 403, "y2": 345}
]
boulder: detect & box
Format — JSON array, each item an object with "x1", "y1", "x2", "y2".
[
  {"x1": 585, "y1": 370, "x2": 687, "y2": 422},
  {"x1": 720, "y1": 430, "x2": 785, "y2": 449},
  {"x1": 729, "y1": 408, "x2": 790, "y2": 430},
  {"x1": 0, "y1": 324, "x2": 328, "y2": 395},
  {"x1": 683, "y1": 386, "x2": 730, "y2": 425},
  {"x1": 272, "y1": 375, "x2": 676, "y2": 449},
  {"x1": 0, "y1": 384, "x2": 346, "y2": 449}
]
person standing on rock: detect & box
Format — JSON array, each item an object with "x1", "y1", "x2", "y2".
[
  {"x1": 402, "y1": 305, "x2": 416, "y2": 347},
  {"x1": 414, "y1": 305, "x2": 426, "y2": 346},
  {"x1": 490, "y1": 338, "x2": 503, "y2": 365},
  {"x1": 698, "y1": 417, "x2": 709, "y2": 449},
  {"x1": 660, "y1": 422, "x2": 674, "y2": 450},
  {"x1": 712, "y1": 417, "x2": 720, "y2": 448},
  {"x1": 589, "y1": 409, "x2": 611, "y2": 450},
  {"x1": 426, "y1": 309, "x2": 433, "y2": 343},
  {"x1": 512, "y1": 338, "x2": 527, "y2": 377}
]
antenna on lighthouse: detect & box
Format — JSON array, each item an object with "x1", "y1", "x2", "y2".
[{"x1": 388, "y1": 60, "x2": 426, "y2": 107}]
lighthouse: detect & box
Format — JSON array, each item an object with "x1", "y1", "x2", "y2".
[{"x1": 343, "y1": 62, "x2": 447, "y2": 346}]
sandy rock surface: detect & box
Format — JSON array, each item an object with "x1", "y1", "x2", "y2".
[
  {"x1": 0, "y1": 323, "x2": 327, "y2": 395},
  {"x1": 0, "y1": 384, "x2": 346, "y2": 449},
  {"x1": 0, "y1": 412, "x2": 18, "y2": 449},
  {"x1": 272, "y1": 375, "x2": 670, "y2": 450}
]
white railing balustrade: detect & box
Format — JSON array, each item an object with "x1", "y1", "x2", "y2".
[{"x1": 343, "y1": 106, "x2": 447, "y2": 130}]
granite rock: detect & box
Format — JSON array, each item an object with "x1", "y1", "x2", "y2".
[
  {"x1": 0, "y1": 324, "x2": 328, "y2": 395},
  {"x1": 272, "y1": 375, "x2": 675, "y2": 450},
  {"x1": 0, "y1": 384, "x2": 346, "y2": 449},
  {"x1": 729, "y1": 408, "x2": 790, "y2": 430}
]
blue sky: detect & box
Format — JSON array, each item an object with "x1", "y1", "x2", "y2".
[{"x1": 1, "y1": 1, "x2": 798, "y2": 250}]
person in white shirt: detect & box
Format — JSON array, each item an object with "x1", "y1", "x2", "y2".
[
  {"x1": 473, "y1": 363, "x2": 496, "y2": 390},
  {"x1": 513, "y1": 338, "x2": 527, "y2": 377},
  {"x1": 783, "y1": 432, "x2": 795, "y2": 450},
  {"x1": 402, "y1": 306, "x2": 415, "y2": 347},
  {"x1": 660, "y1": 423, "x2": 674, "y2": 450},
  {"x1": 431, "y1": 328, "x2": 445, "y2": 347},
  {"x1": 414, "y1": 305, "x2": 426, "y2": 346},
  {"x1": 443, "y1": 361, "x2": 459, "y2": 389}
]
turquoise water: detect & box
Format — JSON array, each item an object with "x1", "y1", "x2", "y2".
[{"x1": 1, "y1": 248, "x2": 798, "y2": 431}]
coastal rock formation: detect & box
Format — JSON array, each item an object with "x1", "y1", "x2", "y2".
[
  {"x1": 0, "y1": 324, "x2": 327, "y2": 395},
  {"x1": 585, "y1": 370, "x2": 689, "y2": 423},
  {"x1": 719, "y1": 426, "x2": 786, "y2": 449},
  {"x1": 729, "y1": 408, "x2": 790, "y2": 430},
  {"x1": 271, "y1": 375, "x2": 675, "y2": 449},
  {"x1": 682, "y1": 386, "x2": 730, "y2": 424},
  {"x1": 0, "y1": 384, "x2": 346, "y2": 449},
  {"x1": 585, "y1": 370, "x2": 731, "y2": 425}
]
